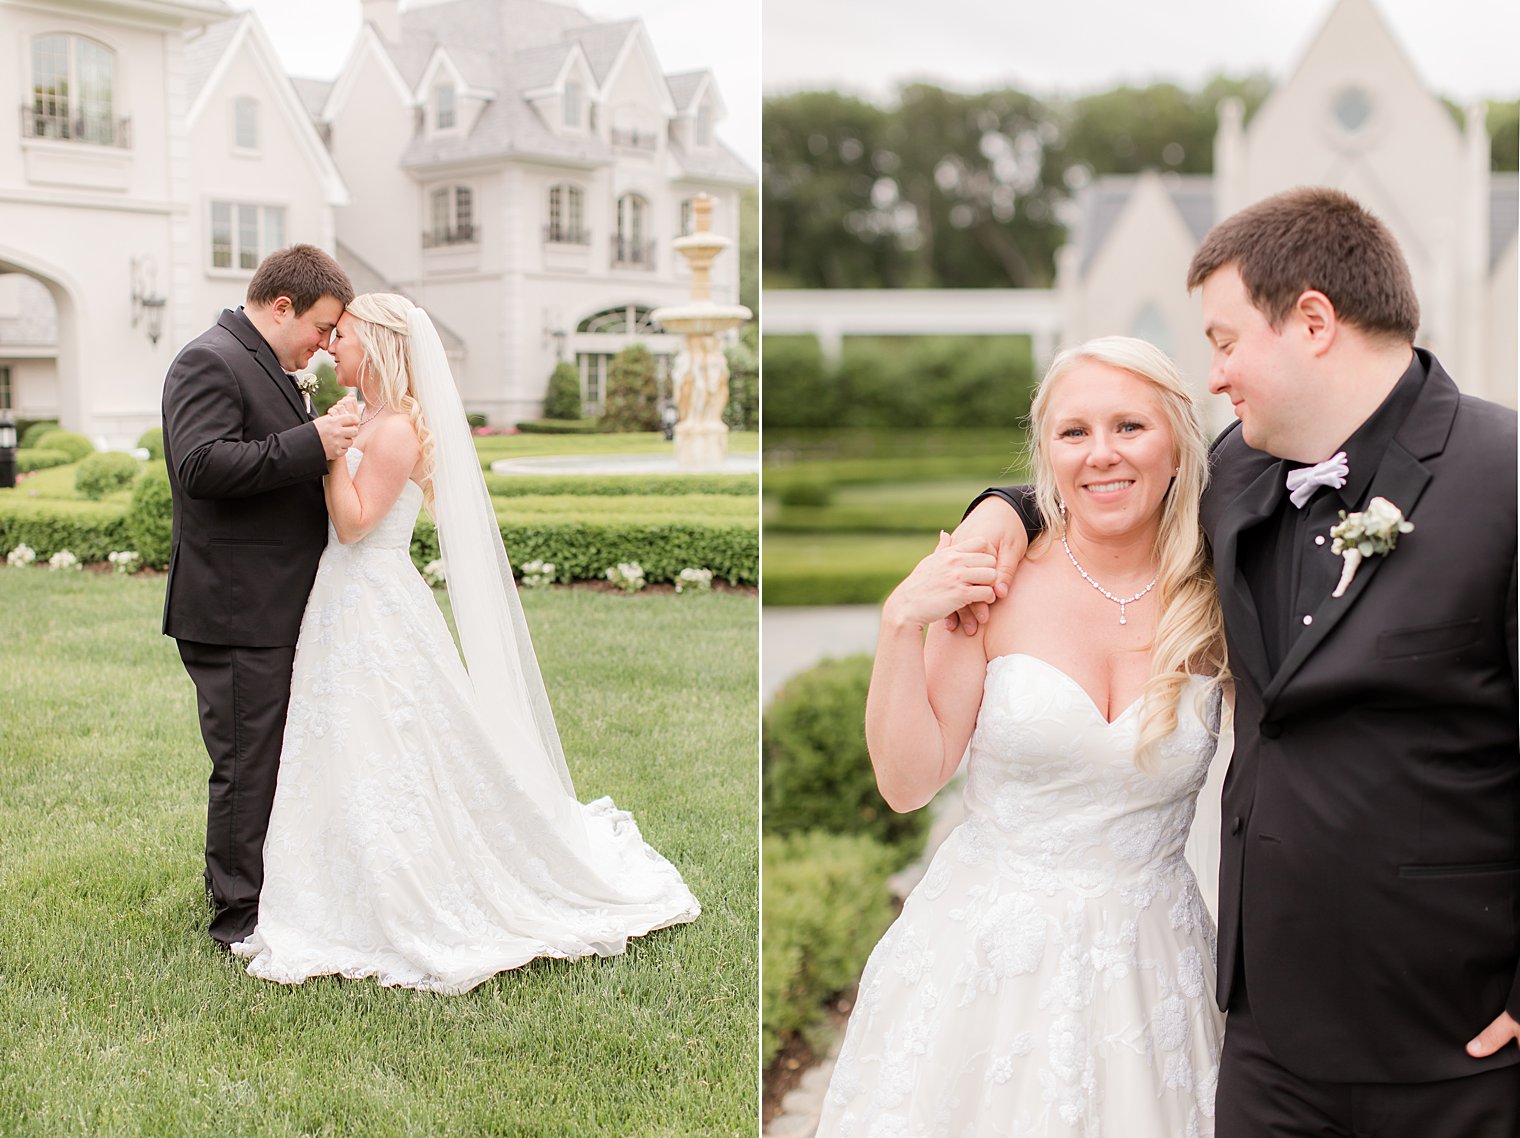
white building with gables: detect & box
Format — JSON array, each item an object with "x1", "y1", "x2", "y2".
[{"x1": 0, "y1": 0, "x2": 752, "y2": 445}]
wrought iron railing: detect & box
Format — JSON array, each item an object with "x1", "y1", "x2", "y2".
[
  {"x1": 422, "y1": 223, "x2": 478, "y2": 248},
  {"x1": 20, "y1": 104, "x2": 131, "y2": 148},
  {"x1": 610, "y1": 239, "x2": 656, "y2": 269},
  {"x1": 609, "y1": 127, "x2": 657, "y2": 151},
  {"x1": 543, "y1": 224, "x2": 590, "y2": 246}
]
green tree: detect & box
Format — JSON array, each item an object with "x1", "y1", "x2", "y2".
[
  {"x1": 543, "y1": 361, "x2": 582, "y2": 420},
  {"x1": 738, "y1": 186, "x2": 759, "y2": 317},
  {"x1": 312, "y1": 361, "x2": 343, "y2": 415},
  {"x1": 599, "y1": 343, "x2": 659, "y2": 432},
  {"x1": 723, "y1": 335, "x2": 757, "y2": 431}
]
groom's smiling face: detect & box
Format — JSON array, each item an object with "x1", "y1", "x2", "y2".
[{"x1": 267, "y1": 294, "x2": 344, "y2": 372}]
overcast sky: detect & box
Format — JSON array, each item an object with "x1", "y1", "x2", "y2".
[
  {"x1": 762, "y1": 0, "x2": 1520, "y2": 106},
  {"x1": 232, "y1": 0, "x2": 761, "y2": 171}
]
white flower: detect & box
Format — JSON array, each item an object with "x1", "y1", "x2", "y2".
[
  {"x1": 48, "y1": 549, "x2": 80, "y2": 571},
  {"x1": 674, "y1": 566, "x2": 713, "y2": 594},
  {"x1": 421, "y1": 558, "x2": 446, "y2": 587},
  {"x1": 604, "y1": 562, "x2": 646, "y2": 594},
  {"x1": 520, "y1": 559, "x2": 556, "y2": 588},
  {"x1": 1329, "y1": 496, "x2": 1413, "y2": 597},
  {"x1": 108, "y1": 550, "x2": 141, "y2": 575},
  {"x1": 7, "y1": 543, "x2": 36, "y2": 568}
]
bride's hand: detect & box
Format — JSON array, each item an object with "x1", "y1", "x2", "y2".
[
  {"x1": 881, "y1": 532, "x2": 998, "y2": 632},
  {"x1": 329, "y1": 394, "x2": 359, "y2": 420}
]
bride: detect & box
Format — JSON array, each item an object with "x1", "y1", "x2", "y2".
[
  {"x1": 815, "y1": 337, "x2": 1228, "y2": 1135},
  {"x1": 232, "y1": 292, "x2": 699, "y2": 993}
]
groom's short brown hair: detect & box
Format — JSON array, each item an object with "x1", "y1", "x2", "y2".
[
  {"x1": 1186, "y1": 187, "x2": 1419, "y2": 344},
  {"x1": 247, "y1": 244, "x2": 355, "y2": 315}
]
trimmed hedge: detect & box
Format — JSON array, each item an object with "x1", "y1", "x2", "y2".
[
  {"x1": 17, "y1": 448, "x2": 71, "y2": 473},
  {"x1": 136, "y1": 427, "x2": 164, "y2": 460},
  {"x1": 33, "y1": 430, "x2": 94, "y2": 463},
  {"x1": 75, "y1": 452, "x2": 141, "y2": 500},
  {"x1": 514, "y1": 419, "x2": 604, "y2": 435},
  {"x1": 762, "y1": 831, "x2": 900, "y2": 1065},
  {"x1": 126, "y1": 465, "x2": 173, "y2": 568},
  {"x1": 19, "y1": 420, "x2": 59, "y2": 449},
  {"x1": 411, "y1": 517, "x2": 758, "y2": 585},
  {"x1": 763, "y1": 654, "x2": 930, "y2": 852},
  {"x1": 483, "y1": 472, "x2": 757, "y2": 497},
  {"x1": 0, "y1": 496, "x2": 130, "y2": 562}
]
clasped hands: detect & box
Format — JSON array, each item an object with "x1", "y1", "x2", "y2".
[
  {"x1": 882, "y1": 531, "x2": 1002, "y2": 631},
  {"x1": 316, "y1": 394, "x2": 359, "y2": 461}
]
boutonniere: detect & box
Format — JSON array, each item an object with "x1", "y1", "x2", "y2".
[
  {"x1": 1329, "y1": 496, "x2": 1413, "y2": 598},
  {"x1": 293, "y1": 371, "x2": 319, "y2": 413}
]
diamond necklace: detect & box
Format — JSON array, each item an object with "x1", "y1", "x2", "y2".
[
  {"x1": 358, "y1": 402, "x2": 385, "y2": 426},
  {"x1": 1060, "y1": 533, "x2": 1158, "y2": 626}
]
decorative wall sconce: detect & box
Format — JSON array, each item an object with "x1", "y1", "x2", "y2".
[
  {"x1": 541, "y1": 309, "x2": 567, "y2": 359},
  {"x1": 131, "y1": 256, "x2": 167, "y2": 345}
]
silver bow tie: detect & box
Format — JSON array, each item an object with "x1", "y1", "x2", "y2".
[{"x1": 1285, "y1": 451, "x2": 1349, "y2": 508}]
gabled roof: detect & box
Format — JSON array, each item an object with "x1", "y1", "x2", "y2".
[
  {"x1": 566, "y1": 18, "x2": 637, "y2": 85},
  {"x1": 514, "y1": 41, "x2": 580, "y2": 94},
  {"x1": 670, "y1": 138, "x2": 755, "y2": 187},
  {"x1": 335, "y1": 241, "x2": 466, "y2": 354},
  {"x1": 400, "y1": 92, "x2": 613, "y2": 169},
  {"x1": 290, "y1": 77, "x2": 333, "y2": 120},
  {"x1": 665, "y1": 70, "x2": 708, "y2": 113},
  {"x1": 183, "y1": 17, "x2": 242, "y2": 105},
  {"x1": 1076, "y1": 175, "x2": 1213, "y2": 273}
]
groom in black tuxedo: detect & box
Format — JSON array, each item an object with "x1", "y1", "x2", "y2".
[
  {"x1": 161, "y1": 245, "x2": 356, "y2": 948},
  {"x1": 957, "y1": 188, "x2": 1518, "y2": 1135}
]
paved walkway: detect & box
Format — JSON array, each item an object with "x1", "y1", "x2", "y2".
[{"x1": 761, "y1": 605, "x2": 880, "y2": 702}]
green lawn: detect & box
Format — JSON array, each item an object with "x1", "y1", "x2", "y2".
[
  {"x1": 474, "y1": 430, "x2": 759, "y2": 464},
  {"x1": 0, "y1": 572, "x2": 758, "y2": 1137}
]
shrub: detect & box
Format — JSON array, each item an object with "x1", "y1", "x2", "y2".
[
  {"x1": 514, "y1": 419, "x2": 602, "y2": 435},
  {"x1": 33, "y1": 430, "x2": 94, "y2": 463},
  {"x1": 466, "y1": 412, "x2": 489, "y2": 429},
  {"x1": 312, "y1": 362, "x2": 344, "y2": 415},
  {"x1": 125, "y1": 465, "x2": 173, "y2": 568},
  {"x1": 761, "y1": 831, "x2": 900, "y2": 1064},
  {"x1": 777, "y1": 480, "x2": 833, "y2": 508},
  {"x1": 599, "y1": 343, "x2": 659, "y2": 432},
  {"x1": 759, "y1": 336, "x2": 831, "y2": 430},
  {"x1": 17, "y1": 448, "x2": 71, "y2": 473},
  {"x1": 135, "y1": 427, "x2": 164, "y2": 460},
  {"x1": 483, "y1": 472, "x2": 756, "y2": 497},
  {"x1": 0, "y1": 496, "x2": 130, "y2": 562},
  {"x1": 763, "y1": 654, "x2": 930, "y2": 852},
  {"x1": 74, "y1": 452, "x2": 141, "y2": 500},
  {"x1": 19, "y1": 420, "x2": 59, "y2": 449},
  {"x1": 543, "y1": 361, "x2": 583, "y2": 421}
]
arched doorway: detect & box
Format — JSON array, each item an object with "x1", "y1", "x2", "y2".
[
  {"x1": 0, "y1": 252, "x2": 79, "y2": 434},
  {"x1": 572, "y1": 303, "x2": 677, "y2": 414}
]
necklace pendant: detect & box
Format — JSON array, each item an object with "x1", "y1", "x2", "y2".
[{"x1": 1119, "y1": 605, "x2": 1127, "y2": 626}]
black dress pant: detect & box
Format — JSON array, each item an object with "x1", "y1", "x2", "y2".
[
  {"x1": 176, "y1": 639, "x2": 297, "y2": 946},
  {"x1": 1217, "y1": 984, "x2": 1520, "y2": 1138}
]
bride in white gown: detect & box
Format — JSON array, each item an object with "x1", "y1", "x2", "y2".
[
  {"x1": 816, "y1": 337, "x2": 1229, "y2": 1136},
  {"x1": 232, "y1": 292, "x2": 698, "y2": 993}
]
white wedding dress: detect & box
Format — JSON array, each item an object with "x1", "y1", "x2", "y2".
[
  {"x1": 233, "y1": 450, "x2": 700, "y2": 993},
  {"x1": 816, "y1": 654, "x2": 1224, "y2": 1137}
]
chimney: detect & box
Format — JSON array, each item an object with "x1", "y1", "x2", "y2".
[{"x1": 362, "y1": 0, "x2": 401, "y2": 45}]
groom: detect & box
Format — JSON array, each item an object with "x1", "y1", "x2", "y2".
[
  {"x1": 161, "y1": 245, "x2": 356, "y2": 948},
  {"x1": 955, "y1": 188, "x2": 1519, "y2": 1134}
]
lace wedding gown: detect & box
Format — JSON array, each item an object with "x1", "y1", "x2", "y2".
[
  {"x1": 817, "y1": 654, "x2": 1224, "y2": 1137},
  {"x1": 233, "y1": 450, "x2": 700, "y2": 993}
]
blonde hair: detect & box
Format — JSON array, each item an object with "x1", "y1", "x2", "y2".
[
  {"x1": 345, "y1": 292, "x2": 437, "y2": 510},
  {"x1": 1026, "y1": 336, "x2": 1227, "y2": 766}
]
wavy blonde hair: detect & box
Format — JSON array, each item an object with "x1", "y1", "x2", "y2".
[
  {"x1": 345, "y1": 292, "x2": 437, "y2": 510},
  {"x1": 1026, "y1": 336, "x2": 1227, "y2": 766}
]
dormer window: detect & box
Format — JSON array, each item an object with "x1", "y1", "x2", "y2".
[
  {"x1": 564, "y1": 81, "x2": 582, "y2": 129},
  {"x1": 434, "y1": 82, "x2": 457, "y2": 131},
  {"x1": 28, "y1": 33, "x2": 125, "y2": 147},
  {"x1": 695, "y1": 104, "x2": 712, "y2": 147},
  {"x1": 233, "y1": 96, "x2": 259, "y2": 151}
]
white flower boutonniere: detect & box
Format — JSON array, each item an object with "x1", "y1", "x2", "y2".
[
  {"x1": 1329, "y1": 496, "x2": 1413, "y2": 598},
  {"x1": 293, "y1": 371, "x2": 320, "y2": 413}
]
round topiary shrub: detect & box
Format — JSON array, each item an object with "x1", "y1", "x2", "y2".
[
  {"x1": 33, "y1": 429, "x2": 94, "y2": 463},
  {"x1": 778, "y1": 480, "x2": 833, "y2": 508},
  {"x1": 543, "y1": 361, "x2": 583, "y2": 421},
  {"x1": 762, "y1": 653, "x2": 929, "y2": 855},
  {"x1": 75, "y1": 452, "x2": 141, "y2": 500},
  {"x1": 126, "y1": 464, "x2": 173, "y2": 568},
  {"x1": 20, "y1": 420, "x2": 60, "y2": 449},
  {"x1": 466, "y1": 412, "x2": 489, "y2": 429},
  {"x1": 135, "y1": 427, "x2": 164, "y2": 460},
  {"x1": 600, "y1": 343, "x2": 659, "y2": 432}
]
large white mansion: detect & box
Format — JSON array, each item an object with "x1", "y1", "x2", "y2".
[{"x1": 0, "y1": 0, "x2": 752, "y2": 444}]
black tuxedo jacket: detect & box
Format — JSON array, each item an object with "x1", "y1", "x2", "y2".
[
  {"x1": 160, "y1": 309, "x2": 330, "y2": 647},
  {"x1": 978, "y1": 351, "x2": 1519, "y2": 1083}
]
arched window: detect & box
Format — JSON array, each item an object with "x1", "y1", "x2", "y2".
[
  {"x1": 232, "y1": 96, "x2": 259, "y2": 151},
  {"x1": 546, "y1": 184, "x2": 586, "y2": 245},
  {"x1": 614, "y1": 194, "x2": 651, "y2": 268},
  {"x1": 29, "y1": 34, "x2": 123, "y2": 146},
  {"x1": 576, "y1": 305, "x2": 661, "y2": 335},
  {"x1": 425, "y1": 185, "x2": 475, "y2": 247}
]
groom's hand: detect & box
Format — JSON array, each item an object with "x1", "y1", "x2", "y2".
[
  {"x1": 1467, "y1": 1010, "x2": 1520, "y2": 1058},
  {"x1": 942, "y1": 497, "x2": 1027, "y2": 635},
  {"x1": 316, "y1": 402, "x2": 358, "y2": 460}
]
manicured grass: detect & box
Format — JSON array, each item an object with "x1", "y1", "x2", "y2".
[
  {"x1": 474, "y1": 430, "x2": 759, "y2": 464},
  {"x1": 0, "y1": 571, "x2": 758, "y2": 1137},
  {"x1": 763, "y1": 478, "x2": 992, "y2": 534},
  {"x1": 761, "y1": 532, "x2": 934, "y2": 607}
]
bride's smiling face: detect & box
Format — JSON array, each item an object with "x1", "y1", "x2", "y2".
[
  {"x1": 329, "y1": 312, "x2": 373, "y2": 399},
  {"x1": 1044, "y1": 361, "x2": 1178, "y2": 543}
]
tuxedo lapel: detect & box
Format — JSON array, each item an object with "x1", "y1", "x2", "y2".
[
  {"x1": 218, "y1": 309, "x2": 310, "y2": 423},
  {"x1": 1212, "y1": 461, "x2": 1283, "y2": 690}
]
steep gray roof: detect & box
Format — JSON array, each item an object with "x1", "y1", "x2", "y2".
[
  {"x1": 334, "y1": 241, "x2": 466, "y2": 354},
  {"x1": 665, "y1": 70, "x2": 706, "y2": 112},
  {"x1": 513, "y1": 41, "x2": 577, "y2": 92},
  {"x1": 670, "y1": 138, "x2": 754, "y2": 187},
  {"x1": 290, "y1": 77, "x2": 333, "y2": 119},
  {"x1": 1491, "y1": 175, "x2": 1518, "y2": 270},
  {"x1": 400, "y1": 93, "x2": 613, "y2": 168},
  {"x1": 568, "y1": 19, "x2": 636, "y2": 84},
  {"x1": 1077, "y1": 175, "x2": 1214, "y2": 273},
  {"x1": 183, "y1": 16, "x2": 242, "y2": 105},
  {"x1": 385, "y1": 0, "x2": 590, "y2": 89}
]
